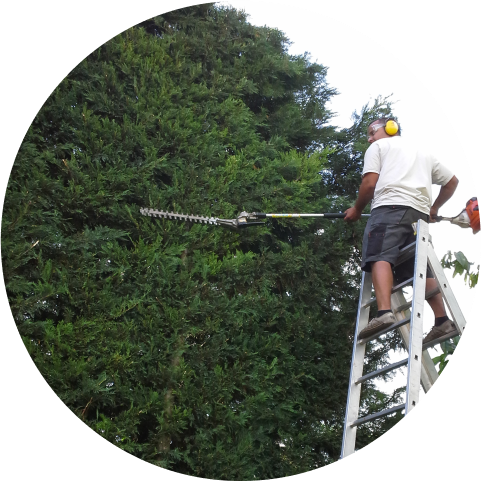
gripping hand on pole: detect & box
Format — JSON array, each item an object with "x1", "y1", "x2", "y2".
[{"x1": 344, "y1": 206, "x2": 363, "y2": 223}]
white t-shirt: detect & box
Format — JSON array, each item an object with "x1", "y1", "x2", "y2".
[{"x1": 362, "y1": 136, "x2": 454, "y2": 214}]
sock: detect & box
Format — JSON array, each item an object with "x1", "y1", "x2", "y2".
[
  {"x1": 377, "y1": 309, "x2": 393, "y2": 317},
  {"x1": 434, "y1": 315, "x2": 449, "y2": 327}
]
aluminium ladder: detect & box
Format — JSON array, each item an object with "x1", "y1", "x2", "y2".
[{"x1": 341, "y1": 219, "x2": 467, "y2": 458}]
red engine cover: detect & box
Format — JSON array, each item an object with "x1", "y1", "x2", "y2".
[{"x1": 466, "y1": 197, "x2": 479, "y2": 234}]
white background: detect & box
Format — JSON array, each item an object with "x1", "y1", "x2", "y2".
[{"x1": 218, "y1": 0, "x2": 481, "y2": 397}]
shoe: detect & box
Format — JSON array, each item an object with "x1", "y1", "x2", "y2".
[
  {"x1": 358, "y1": 312, "x2": 396, "y2": 339},
  {"x1": 423, "y1": 319, "x2": 458, "y2": 345}
]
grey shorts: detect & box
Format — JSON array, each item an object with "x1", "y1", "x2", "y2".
[{"x1": 361, "y1": 205, "x2": 434, "y2": 282}]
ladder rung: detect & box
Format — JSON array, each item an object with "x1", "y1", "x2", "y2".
[
  {"x1": 393, "y1": 241, "x2": 416, "y2": 267},
  {"x1": 356, "y1": 325, "x2": 458, "y2": 382},
  {"x1": 356, "y1": 358, "x2": 408, "y2": 385},
  {"x1": 393, "y1": 277, "x2": 414, "y2": 292},
  {"x1": 359, "y1": 288, "x2": 446, "y2": 345},
  {"x1": 358, "y1": 316, "x2": 410, "y2": 345},
  {"x1": 361, "y1": 243, "x2": 416, "y2": 309},
  {"x1": 362, "y1": 277, "x2": 414, "y2": 308},
  {"x1": 422, "y1": 331, "x2": 460, "y2": 351},
  {"x1": 356, "y1": 330, "x2": 458, "y2": 375},
  {"x1": 351, "y1": 404, "x2": 405, "y2": 427},
  {"x1": 363, "y1": 284, "x2": 440, "y2": 311}
]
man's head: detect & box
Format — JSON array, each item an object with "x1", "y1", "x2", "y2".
[{"x1": 367, "y1": 117, "x2": 401, "y2": 144}]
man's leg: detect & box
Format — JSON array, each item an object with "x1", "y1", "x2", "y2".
[
  {"x1": 358, "y1": 260, "x2": 396, "y2": 338},
  {"x1": 423, "y1": 278, "x2": 457, "y2": 344},
  {"x1": 425, "y1": 278, "x2": 447, "y2": 318},
  {"x1": 371, "y1": 260, "x2": 393, "y2": 310},
  {"x1": 358, "y1": 206, "x2": 408, "y2": 339},
  {"x1": 374, "y1": 266, "x2": 447, "y2": 316}
]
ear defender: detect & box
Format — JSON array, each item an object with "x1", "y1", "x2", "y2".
[{"x1": 385, "y1": 119, "x2": 399, "y2": 135}]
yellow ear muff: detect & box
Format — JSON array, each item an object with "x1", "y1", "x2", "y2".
[{"x1": 385, "y1": 119, "x2": 399, "y2": 135}]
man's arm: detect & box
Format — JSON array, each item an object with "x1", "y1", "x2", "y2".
[
  {"x1": 430, "y1": 175, "x2": 459, "y2": 222},
  {"x1": 344, "y1": 172, "x2": 379, "y2": 222}
]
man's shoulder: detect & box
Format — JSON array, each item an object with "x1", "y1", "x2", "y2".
[
  {"x1": 365, "y1": 136, "x2": 400, "y2": 154},
  {"x1": 376, "y1": 136, "x2": 417, "y2": 153},
  {"x1": 365, "y1": 140, "x2": 381, "y2": 154},
  {"x1": 379, "y1": 136, "x2": 405, "y2": 146}
]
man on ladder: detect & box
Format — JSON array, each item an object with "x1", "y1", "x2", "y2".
[{"x1": 343, "y1": 117, "x2": 459, "y2": 344}]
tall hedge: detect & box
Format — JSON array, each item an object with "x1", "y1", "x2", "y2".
[{"x1": 2, "y1": 4, "x2": 403, "y2": 479}]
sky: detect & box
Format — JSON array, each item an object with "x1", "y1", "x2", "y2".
[{"x1": 218, "y1": 0, "x2": 481, "y2": 398}]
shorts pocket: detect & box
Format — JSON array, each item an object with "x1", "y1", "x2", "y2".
[
  {"x1": 366, "y1": 224, "x2": 387, "y2": 258},
  {"x1": 392, "y1": 208, "x2": 408, "y2": 224}
]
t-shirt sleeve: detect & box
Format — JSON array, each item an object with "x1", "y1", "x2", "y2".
[
  {"x1": 362, "y1": 143, "x2": 381, "y2": 176},
  {"x1": 431, "y1": 158, "x2": 454, "y2": 186}
]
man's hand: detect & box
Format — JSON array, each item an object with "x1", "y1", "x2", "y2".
[
  {"x1": 344, "y1": 206, "x2": 362, "y2": 222},
  {"x1": 429, "y1": 206, "x2": 439, "y2": 223}
]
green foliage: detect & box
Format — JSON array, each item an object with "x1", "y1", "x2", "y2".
[
  {"x1": 2, "y1": 3, "x2": 400, "y2": 479},
  {"x1": 441, "y1": 250, "x2": 479, "y2": 288},
  {"x1": 431, "y1": 337, "x2": 459, "y2": 374}
]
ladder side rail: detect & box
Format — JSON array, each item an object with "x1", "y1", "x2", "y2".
[
  {"x1": 399, "y1": 324, "x2": 439, "y2": 392},
  {"x1": 391, "y1": 289, "x2": 439, "y2": 392},
  {"x1": 426, "y1": 242, "x2": 467, "y2": 336},
  {"x1": 340, "y1": 271, "x2": 373, "y2": 458},
  {"x1": 404, "y1": 220, "x2": 430, "y2": 414}
]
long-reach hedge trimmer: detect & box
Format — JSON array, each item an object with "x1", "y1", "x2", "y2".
[
  {"x1": 140, "y1": 197, "x2": 479, "y2": 233},
  {"x1": 139, "y1": 208, "x2": 370, "y2": 229}
]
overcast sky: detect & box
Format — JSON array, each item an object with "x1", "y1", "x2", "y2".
[{"x1": 218, "y1": 0, "x2": 481, "y2": 400}]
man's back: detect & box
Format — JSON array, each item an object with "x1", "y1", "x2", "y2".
[{"x1": 362, "y1": 136, "x2": 453, "y2": 214}]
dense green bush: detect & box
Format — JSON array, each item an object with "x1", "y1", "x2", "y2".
[{"x1": 2, "y1": 4, "x2": 402, "y2": 479}]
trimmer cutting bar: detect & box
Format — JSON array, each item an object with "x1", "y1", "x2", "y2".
[
  {"x1": 140, "y1": 207, "x2": 240, "y2": 228},
  {"x1": 140, "y1": 208, "x2": 370, "y2": 229},
  {"x1": 140, "y1": 208, "x2": 216, "y2": 224}
]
